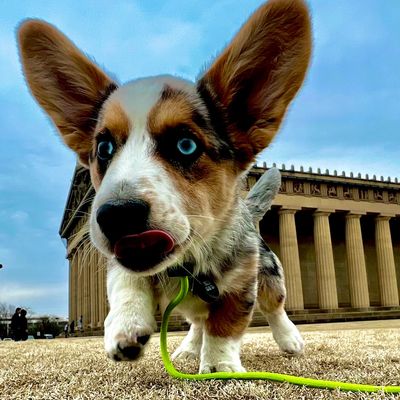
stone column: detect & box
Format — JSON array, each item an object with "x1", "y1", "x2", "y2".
[
  {"x1": 97, "y1": 253, "x2": 103, "y2": 327},
  {"x1": 313, "y1": 210, "x2": 338, "y2": 309},
  {"x1": 94, "y1": 253, "x2": 101, "y2": 328},
  {"x1": 76, "y1": 252, "x2": 82, "y2": 324},
  {"x1": 89, "y1": 251, "x2": 97, "y2": 329},
  {"x1": 278, "y1": 208, "x2": 304, "y2": 310},
  {"x1": 99, "y1": 256, "x2": 107, "y2": 328},
  {"x1": 83, "y1": 254, "x2": 90, "y2": 329},
  {"x1": 68, "y1": 259, "x2": 72, "y2": 324},
  {"x1": 104, "y1": 261, "x2": 110, "y2": 316},
  {"x1": 345, "y1": 213, "x2": 370, "y2": 308},
  {"x1": 69, "y1": 257, "x2": 74, "y2": 324},
  {"x1": 71, "y1": 258, "x2": 77, "y2": 323},
  {"x1": 375, "y1": 216, "x2": 399, "y2": 306}
]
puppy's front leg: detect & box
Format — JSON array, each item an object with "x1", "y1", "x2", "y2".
[
  {"x1": 104, "y1": 262, "x2": 157, "y2": 361},
  {"x1": 200, "y1": 288, "x2": 255, "y2": 373}
]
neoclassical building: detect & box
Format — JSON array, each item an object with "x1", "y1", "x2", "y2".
[{"x1": 60, "y1": 164, "x2": 400, "y2": 332}]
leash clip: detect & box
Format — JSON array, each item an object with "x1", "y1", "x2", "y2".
[{"x1": 167, "y1": 264, "x2": 220, "y2": 303}]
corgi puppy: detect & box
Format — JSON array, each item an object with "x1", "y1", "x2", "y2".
[{"x1": 18, "y1": 0, "x2": 311, "y2": 373}]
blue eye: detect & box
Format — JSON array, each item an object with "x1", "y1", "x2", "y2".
[
  {"x1": 177, "y1": 138, "x2": 197, "y2": 155},
  {"x1": 97, "y1": 140, "x2": 115, "y2": 161}
]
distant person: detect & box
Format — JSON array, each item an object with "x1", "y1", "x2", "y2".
[
  {"x1": 70, "y1": 320, "x2": 75, "y2": 335},
  {"x1": 64, "y1": 323, "x2": 69, "y2": 338},
  {"x1": 39, "y1": 321, "x2": 45, "y2": 339},
  {"x1": 19, "y1": 309, "x2": 28, "y2": 341},
  {"x1": 10, "y1": 307, "x2": 21, "y2": 341},
  {"x1": 78, "y1": 315, "x2": 83, "y2": 333}
]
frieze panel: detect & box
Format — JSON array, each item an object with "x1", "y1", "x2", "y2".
[
  {"x1": 374, "y1": 190, "x2": 383, "y2": 202},
  {"x1": 388, "y1": 191, "x2": 397, "y2": 204},
  {"x1": 293, "y1": 182, "x2": 304, "y2": 194},
  {"x1": 311, "y1": 183, "x2": 321, "y2": 196},
  {"x1": 343, "y1": 186, "x2": 352, "y2": 199},
  {"x1": 327, "y1": 185, "x2": 338, "y2": 197}
]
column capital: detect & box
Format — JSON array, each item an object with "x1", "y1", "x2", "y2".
[
  {"x1": 313, "y1": 209, "x2": 334, "y2": 217},
  {"x1": 346, "y1": 212, "x2": 365, "y2": 220},
  {"x1": 278, "y1": 206, "x2": 301, "y2": 215},
  {"x1": 376, "y1": 214, "x2": 394, "y2": 221}
]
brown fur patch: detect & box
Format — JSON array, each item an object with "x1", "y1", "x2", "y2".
[
  {"x1": 90, "y1": 163, "x2": 102, "y2": 190},
  {"x1": 257, "y1": 277, "x2": 286, "y2": 315},
  {"x1": 89, "y1": 100, "x2": 131, "y2": 189},
  {"x1": 18, "y1": 19, "x2": 116, "y2": 167},
  {"x1": 206, "y1": 257, "x2": 258, "y2": 338},
  {"x1": 148, "y1": 88, "x2": 193, "y2": 131},
  {"x1": 97, "y1": 100, "x2": 131, "y2": 144},
  {"x1": 147, "y1": 86, "x2": 217, "y2": 152}
]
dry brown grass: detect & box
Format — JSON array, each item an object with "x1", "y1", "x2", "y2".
[{"x1": 1, "y1": 322, "x2": 400, "y2": 399}]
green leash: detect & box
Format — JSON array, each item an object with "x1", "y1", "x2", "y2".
[{"x1": 160, "y1": 276, "x2": 400, "y2": 393}]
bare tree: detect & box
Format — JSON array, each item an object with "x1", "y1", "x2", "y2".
[{"x1": 0, "y1": 302, "x2": 16, "y2": 319}]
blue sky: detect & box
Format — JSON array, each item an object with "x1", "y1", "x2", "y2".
[{"x1": 0, "y1": 1, "x2": 399, "y2": 318}]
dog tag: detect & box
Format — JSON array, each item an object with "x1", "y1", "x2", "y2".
[{"x1": 192, "y1": 276, "x2": 220, "y2": 303}]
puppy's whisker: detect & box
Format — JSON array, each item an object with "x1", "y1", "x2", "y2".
[{"x1": 186, "y1": 214, "x2": 229, "y2": 224}]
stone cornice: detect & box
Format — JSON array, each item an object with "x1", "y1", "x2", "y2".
[
  {"x1": 59, "y1": 165, "x2": 93, "y2": 239},
  {"x1": 249, "y1": 166, "x2": 400, "y2": 208}
]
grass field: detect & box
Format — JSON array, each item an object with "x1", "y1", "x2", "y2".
[{"x1": 1, "y1": 320, "x2": 400, "y2": 399}]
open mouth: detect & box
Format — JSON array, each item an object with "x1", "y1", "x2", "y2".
[{"x1": 113, "y1": 230, "x2": 175, "y2": 272}]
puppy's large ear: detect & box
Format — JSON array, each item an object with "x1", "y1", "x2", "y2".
[
  {"x1": 198, "y1": 0, "x2": 311, "y2": 169},
  {"x1": 18, "y1": 20, "x2": 117, "y2": 167}
]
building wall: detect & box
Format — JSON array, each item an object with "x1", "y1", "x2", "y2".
[{"x1": 63, "y1": 167, "x2": 400, "y2": 330}]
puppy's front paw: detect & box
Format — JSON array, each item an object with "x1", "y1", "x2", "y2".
[
  {"x1": 104, "y1": 310, "x2": 155, "y2": 361},
  {"x1": 270, "y1": 314, "x2": 304, "y2": 355},
  {"x1": 275, "y1": 326, "x2": 304, "y2": 355},
  {"x1": 200, "y1": 361, "x2": 246, "y2": 373},
  {"x1": 172, "y1": 325, "x2": 202, "y2": 361},
  {"x1": 200, "y1": 335, "x2": 244, "y2": 373}
]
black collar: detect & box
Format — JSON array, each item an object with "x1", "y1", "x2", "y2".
[{"x1": 167, "y1": 263, "x2": 220, "y2": 303}]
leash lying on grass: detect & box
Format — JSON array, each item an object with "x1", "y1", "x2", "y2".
[
  {"x1": 160, "y1": 168, "x2": 400, "y2": 393},
  {"x1": 160, "y1": 276, "x2": 400, "y2": 393}
]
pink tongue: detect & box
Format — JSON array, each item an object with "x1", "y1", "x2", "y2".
[{"x1": 114, "y1": 230, "x2": 175, "y2": 259}]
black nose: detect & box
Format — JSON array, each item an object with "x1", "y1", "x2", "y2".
[{"x1": 96, "y1": 199, "x2": 150, "y2": 245}]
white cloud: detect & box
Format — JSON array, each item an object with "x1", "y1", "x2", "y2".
[
  {"x1": 10, "y1": 210, "x2": 29, "y2": 223},
  {"x1": 0, "y1": 282, "x2": 67, "y2": 304}
]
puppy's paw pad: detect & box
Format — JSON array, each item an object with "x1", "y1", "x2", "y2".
[
  {"x1": 114, "y1": 343, "x2": 141, "y2": 361},
  {"x1": 105, "y1": 319, "x2": 153, "y2": 362},
  {"x1": 108, "y1": 332, "x2": 151, "y2": 361}
]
